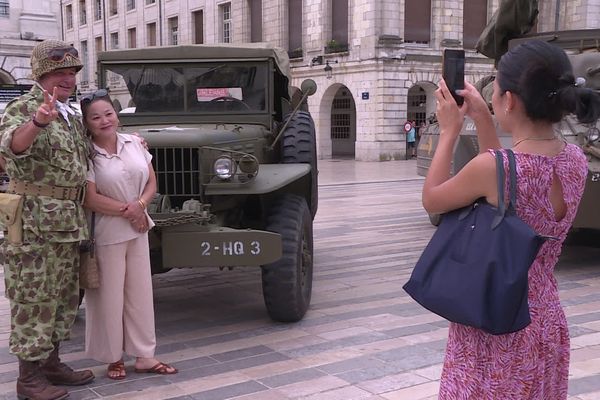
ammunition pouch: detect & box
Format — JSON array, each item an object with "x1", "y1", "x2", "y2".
[{"x1": 0, "y1": 193, "x2": 24, "y2": 244}]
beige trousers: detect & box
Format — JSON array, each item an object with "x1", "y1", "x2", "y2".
[{"x1": 84, "y1": 234, "x2": 156, "y2": 363}]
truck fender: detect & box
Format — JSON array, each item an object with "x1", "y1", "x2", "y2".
[{"x1": 204, "y1": 163, "x2": 311, "y2": 196}]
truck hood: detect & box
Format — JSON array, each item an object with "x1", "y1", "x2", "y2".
[{"x1": 120, "y1": 124, "x2": 268, "y2": 147}]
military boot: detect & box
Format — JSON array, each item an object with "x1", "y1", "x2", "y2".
[
  {"x1": 16, "y1": 359, "x2": 69, "y2": 400},
  {"x1": 40, "y1": 343, "x2": 94, "y2": 386}
]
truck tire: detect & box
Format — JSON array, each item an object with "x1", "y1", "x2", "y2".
[
  {"x1": 282, "y1": 111, "x2": 318, "y2": 218},
  {"x1": 261, "y1": 194, "x2": 313, "y2": 322}
]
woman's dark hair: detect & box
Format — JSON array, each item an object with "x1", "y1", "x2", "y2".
[
  {"x1": 497, "y1": 40, "x2": 600, "y2": 124},
  {"x1": 79, "y1": 88, "x2": 112, "y2": 119}
]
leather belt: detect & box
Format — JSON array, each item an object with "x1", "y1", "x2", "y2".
[{"x1": 7, "y1": 180, "x2": 86, "y2": 202}]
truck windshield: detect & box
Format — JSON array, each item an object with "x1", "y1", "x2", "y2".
[{"x1": 101, "y1": 62, "x2": 268, "y2": 115}]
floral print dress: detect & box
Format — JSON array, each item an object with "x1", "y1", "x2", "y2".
[{"x1": 438, "y1": 145, "x2": 588, "y2": 400}]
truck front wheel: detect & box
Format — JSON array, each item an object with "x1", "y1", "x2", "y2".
[{"x1": 261, "y1": 194, "x2": 313, "y2": 322}]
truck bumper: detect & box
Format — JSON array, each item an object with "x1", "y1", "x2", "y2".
[{"x1": 160, "y1": 226, "x2": 282, "y2": 268}]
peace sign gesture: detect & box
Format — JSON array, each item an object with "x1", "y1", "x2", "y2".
[{"x1": 34, "y1": 87, "x2": 59, "y2": 127}]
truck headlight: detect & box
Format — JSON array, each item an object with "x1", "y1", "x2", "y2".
[
  {"x1": 238, "y1": 154, "x2": 259, "y2": 176},
  {"x1": 214, "y1": 156, "x2": 236, "y2": 179}
]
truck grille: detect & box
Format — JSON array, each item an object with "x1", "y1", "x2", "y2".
[{"x1": 150, "y1": 148, "x2": 201, "y2": 206}]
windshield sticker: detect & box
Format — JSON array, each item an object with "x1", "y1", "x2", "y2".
[{"x1": 197, "y1": 88, "x2": 243, "y2": 102}]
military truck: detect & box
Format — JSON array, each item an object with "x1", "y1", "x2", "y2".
[
  {"x1": 95, "y1": 44, "x2": 318, "y2": 322},
  {"x1": 417, "y1": 29, "x2": 600, "y2": 230}
]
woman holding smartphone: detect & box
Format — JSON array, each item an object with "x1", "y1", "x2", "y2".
[{"x1": 427, "y1": 41, "x2": 600, "y2": 399}]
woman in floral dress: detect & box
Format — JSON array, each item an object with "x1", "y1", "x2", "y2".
[{"x1": 422, "y1": 40, "x2": 600, "y2": 399}]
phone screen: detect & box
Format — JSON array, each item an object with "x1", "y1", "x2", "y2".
[{"x1": 442, "y1": 49, "x2": 465, "y2": 106}]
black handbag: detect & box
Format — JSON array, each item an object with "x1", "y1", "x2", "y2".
[{"x1": 403, "y1": 149, "x2": 546, "y2": 335}]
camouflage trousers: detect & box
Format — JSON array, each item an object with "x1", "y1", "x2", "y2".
[{"x1": 1, "y1": 237, "x2": 80, "y2": 361}]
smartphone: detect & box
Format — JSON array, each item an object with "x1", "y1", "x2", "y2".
[{"x1": 442, "y1": 49, "x2": 465, "y2": 106}]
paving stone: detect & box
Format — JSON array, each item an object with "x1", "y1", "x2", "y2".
[
  {"x1": 382, "y1": 323, "x2": 440, "y2": 338},
  {"x1": 258, "y1": 367, "x2": 327, "y2": 388},
  {"x1": 187, "y1": 381, "x2": 268, "y2": 400},
  {"x1": 211, "y1": 345, "x2": 274, "y2": 362},
  {"x1": 568, "y1": 374, "x2": 600, "y2": 395},
  {"x1": 281, "y1": 332, "x2": 391, "y2": 358},
  {"x1": 568, "y1": 312, "x2": 600, "y2": 325},
  {"x1": 316, "y1": 356, "x2": 388, "y2": 375},
  {"x1": 570, "y1": 325, "x2": 597, "y2": 338}
]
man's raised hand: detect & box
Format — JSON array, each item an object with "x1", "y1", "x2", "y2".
[{"x1": 36, "y1": 87, "x2": 59, "y2": 126}]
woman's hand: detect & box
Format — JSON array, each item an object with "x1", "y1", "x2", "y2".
[
  {"x1": 121, "y1": 201, "x2": 147, "y2": 231},
  {"x1": 131, "y1": 132, "x2": 149, "y2": 150},
  {"x1": 457, "y1": 81, "x2": 492, "y2": 123},
  {"x1": 132, "y1": 215, "x2": 149, "y2": 233},
  {"x1": 435, "y1": 79, "x2": 466, "y2": 140}
]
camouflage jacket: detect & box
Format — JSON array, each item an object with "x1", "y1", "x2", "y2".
[{"x1": 0, "y1": 85, "x2": 89, "y2": 242}]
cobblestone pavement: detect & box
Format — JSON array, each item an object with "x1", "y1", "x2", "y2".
[{"x1": 0, "y1": 159, "x2": 599, "y2": 399}]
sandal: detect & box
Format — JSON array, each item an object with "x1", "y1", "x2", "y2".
[
  {"x1": 107, "y1": 360, "x2": 126, "y2": 380},
  {"x1": 134, "y1": 361, "x2": 178, "y2": 375}
]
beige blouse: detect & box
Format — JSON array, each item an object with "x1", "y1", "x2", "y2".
[{"x1": 87, "y1": 133, "x2": 154, "y2": 245}]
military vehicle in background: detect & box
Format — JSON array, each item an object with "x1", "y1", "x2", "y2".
[
  {"x1": 417, "y1": 1, "x2": 600, "y2": 230},
  {"x1": 95, "y1": 44, "x2": 318, "y2": 322}
]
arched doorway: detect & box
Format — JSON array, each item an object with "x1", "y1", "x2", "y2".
[
  {"x1": 330, "y1": 86, "x2": 356, "y2": 158},
  {"x1": 407, "y1": 82, "x2": 437, "y2": 134},
  {"x1": 407, "y1": 85, "x2": 428, "y2": 127},
  {"x1": 0, "y1": 69, "x2": 15, "y2": 84}
]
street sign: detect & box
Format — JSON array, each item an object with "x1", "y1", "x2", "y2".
[{"x1": 404, "y1": 121, "x2": 413, "y2": 132}]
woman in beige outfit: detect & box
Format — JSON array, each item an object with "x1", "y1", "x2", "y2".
[{"x1": 81, "y1": 90, "x2": 177, "y2": 380}]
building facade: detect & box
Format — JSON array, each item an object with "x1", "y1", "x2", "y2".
[
  {"x1": 0, "y1": 0, "x2": 60, "y2": 84},
  {"x1": 57, "y1": 0, "x2": 600, "y2": 161}
]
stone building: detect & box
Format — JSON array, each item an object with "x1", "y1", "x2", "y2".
[
  {"x1": 59, "y1": 0, "x2": 599, "y2": 161},
  {"x1": 0, "y1": 0, "x2": 60, "y2": 109}
]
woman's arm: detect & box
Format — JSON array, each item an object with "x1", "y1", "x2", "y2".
[
  {"x1": 121, "y1": 163, "x2": 157, "y2": 226},
  {"x1": 84, "y1": 181, "x2": 128, "y2": 216},
  {"x1": 140, "y1": 163, "x2": 157, "y2": 208},
  {"x1": 423, "y1": 153, "x2": 497, "y2": 214},
  {"x1": 422, "y1": 80, "x2": 498, "y2": 214}
]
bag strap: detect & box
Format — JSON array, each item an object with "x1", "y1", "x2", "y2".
[
  {"x1": 492, "y1": 149, "x2": 519, "y2": 228},
  {"x1": 492, "y1": 150, "x2": 506, "y2": 228},
  {"x1": 90, "y1": 212, "x2": 96, "y2": 240},
  {"x1": 506, "y1": 149, "x2": 518, "y2": 212},
  {"x1": 495, "y1": 150, "x2": 506, "y2": 212}
]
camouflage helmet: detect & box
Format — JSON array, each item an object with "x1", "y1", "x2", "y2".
[{"x1": 30, "y1": 39, "x2": 83, "y2": 81}]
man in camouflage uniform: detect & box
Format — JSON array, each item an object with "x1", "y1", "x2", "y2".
[{"x1": 0, "y1": 40, "x2": 94, "y2": 400}]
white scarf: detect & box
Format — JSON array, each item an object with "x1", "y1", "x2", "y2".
[{"x1": 55, "y1": 101, "x2": 77, "y2": 127}]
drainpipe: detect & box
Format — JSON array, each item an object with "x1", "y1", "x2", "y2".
[
  {"x1": 554, "y1": 0, "x2": 561, "y2": 31},
  {"x1": 102, "y1": 0, "x2": 108, "y2": 51},
  {"x1": 59, "y1": 0, "x2": 64, "y2": 41},
  {"x1": 159, "y1": 0, "x2": 163, "y2": 46}
]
